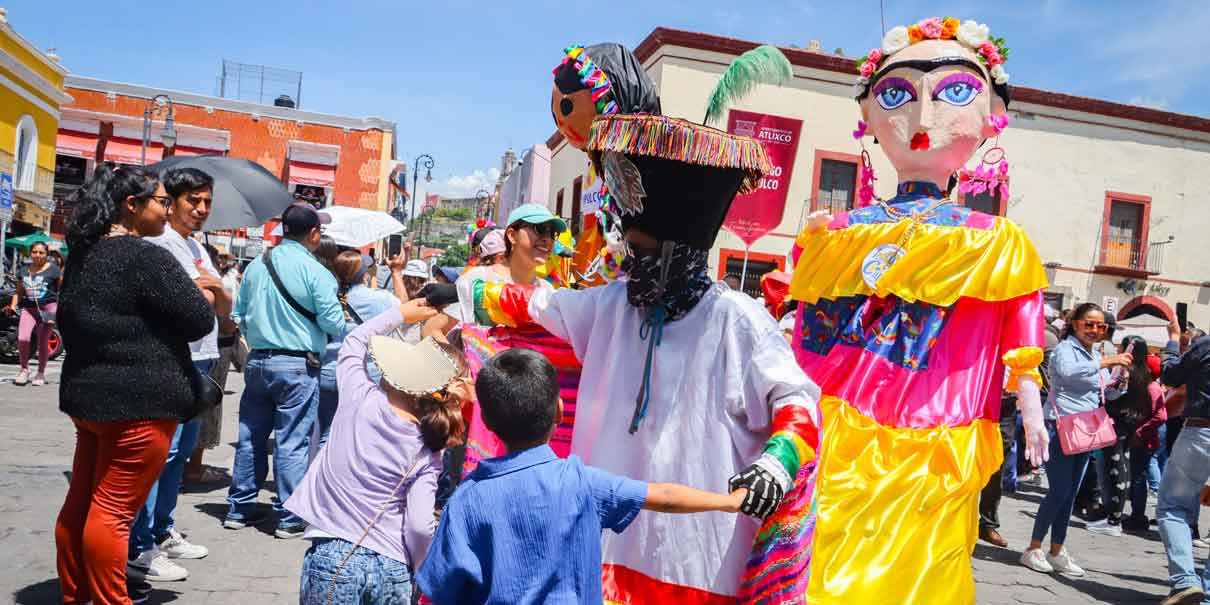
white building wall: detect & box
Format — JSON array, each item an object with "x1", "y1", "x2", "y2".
[{"x1": 547, "y1": 44, "x2": 1210, "y2": 326}]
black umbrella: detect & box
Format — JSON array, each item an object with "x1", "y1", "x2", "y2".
[{"x1": 146, "y1": 155, "x2": 296, "y2": 231}]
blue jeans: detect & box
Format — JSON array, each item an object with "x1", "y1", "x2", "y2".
[
  {"x1": 1031, "y1": 421, "x2": 1091, "y2": 545},
  {"x1": 1157, "y1": 426, "x2": 1210, "y2": 597},
  {"x1": 299, "y1": 538, "x2": 413, "y2": 605},
  {"x1": 1129, "y1": 446, "x2": 1156, "y2": 521},
  {"x1": 317, "y1": 366, "x2": 338, "y2": 451},
  {"x1": 226, "y1": 352, "x2": 318, "y2": 528},
  {"x1": 129, "y1": 358, "x2": 214, "y2": 557}
]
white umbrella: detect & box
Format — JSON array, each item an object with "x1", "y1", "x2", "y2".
[{"x1": 270, "y1": 205, "x2": 405, "y2": 248}]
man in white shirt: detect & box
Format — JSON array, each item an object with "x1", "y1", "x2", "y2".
[{"x1": 130, "y1": 167, "x2": 231, "y2": 582}]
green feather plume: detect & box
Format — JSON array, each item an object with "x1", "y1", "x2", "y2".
[{"x1": 703, "y1": 45, "x2": 793, "y2": 126}]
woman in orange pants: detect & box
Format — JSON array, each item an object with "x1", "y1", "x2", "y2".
[{"x1": 54, "y1": 164, "x2": 215, "y2": 604}]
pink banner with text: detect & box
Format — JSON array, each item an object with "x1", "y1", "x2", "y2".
[{"x1": 722, "y1": 110, "x2": 803, "y2": 247}]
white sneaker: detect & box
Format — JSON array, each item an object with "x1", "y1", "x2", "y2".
[
  {"x1": 1046, "y1": 548, "x2": 1086, "y2": 577},
  {"x1": 1086, "y1": 518, "x2": 1122, "y2": 537},
  {"x1": 13, "y1": 369, "x2": 29, "y2": 385},
  {"x1": 127, "y1": 548, "x2": 188, "y2": 582},
  {"x1": 158, "y1": 528, "x2": 208, "y2": 559},
  {"x1": 1193, "y1": 537, "x2": 1210, "y2": 549},
  {"x1": 1020, "y1": 548, "x2": 1054, "y2": 573}
]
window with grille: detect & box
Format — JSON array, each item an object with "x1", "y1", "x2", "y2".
[
  {"x1": 1103, "y1": 200, "x2": 1144, "y2": 270},
  {"x1": 817, "y1": 159, "x2": 856, "y2": 215}
]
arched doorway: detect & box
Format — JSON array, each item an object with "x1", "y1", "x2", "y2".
[{"x1": 1118, "y1": 295, "x2": 1175, "y2": 322}]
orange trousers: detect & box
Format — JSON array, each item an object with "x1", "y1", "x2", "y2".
[{"x1": 55, "y1": 417, "x2": 176, "y2": 605}]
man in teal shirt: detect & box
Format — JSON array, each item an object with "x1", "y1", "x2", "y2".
[{"x1": 225, "y1": 203, "x2": 345, "y2": 539}]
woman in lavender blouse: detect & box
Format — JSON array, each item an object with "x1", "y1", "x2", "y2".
[{"x1": 286, "y1": 298, "x2": 472, "y2": 604}]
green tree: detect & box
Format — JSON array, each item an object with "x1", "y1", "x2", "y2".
[{"x1": 438, "y1": 242, "x2": 471, "y2": 268}]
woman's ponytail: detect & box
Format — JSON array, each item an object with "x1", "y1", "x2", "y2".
[{"x1": 415, "y1": 340, "x2": 469, "y2": 452}]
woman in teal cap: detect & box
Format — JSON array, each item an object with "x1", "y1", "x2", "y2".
[{"x1": 422, "y1": 203, "x2": 580, "y2": 479}]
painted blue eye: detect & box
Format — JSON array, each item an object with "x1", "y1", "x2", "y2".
[
  {"x1": 876, "y1": 86, "x2": 909, "y2": 110},
  {"x1": 936, "y1": 81, "x2": 979, "y2": 106}
]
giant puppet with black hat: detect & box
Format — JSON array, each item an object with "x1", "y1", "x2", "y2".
[{"x1": 464, "y1": 42, "x2": 822, "y2": 605}]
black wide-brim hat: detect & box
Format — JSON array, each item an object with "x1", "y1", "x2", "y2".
[{"x1": 587, "y1": 114, "x2": 771, "y2": 250}]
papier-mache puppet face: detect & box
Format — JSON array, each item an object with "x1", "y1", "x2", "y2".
[
  {"x1": 859, "y1": 39, "x2": 1007, "y2": 179},
  {"x1": 551, "y1": 74, "x2": 598, "y2": 150},
  {"x1": 550, "y1": 44, "x2": 661, "y2": 151}
]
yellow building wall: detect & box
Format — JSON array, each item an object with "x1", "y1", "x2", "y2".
[{"x1": 0, "y1": 30, "x2": 65, "y2": 191}]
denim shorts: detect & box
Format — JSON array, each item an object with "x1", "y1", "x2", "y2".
[{"x1": 300, "y1": 538, "x2": 413, "y2": 605}]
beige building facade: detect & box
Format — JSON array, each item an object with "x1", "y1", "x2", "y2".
[{"x1": 547, "y1": 28, "x2": 1210, "y2": 329}]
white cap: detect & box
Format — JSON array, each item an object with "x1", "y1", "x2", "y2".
[{"x1": 403, "y1": 260, "x2": 429, "y2": 278}]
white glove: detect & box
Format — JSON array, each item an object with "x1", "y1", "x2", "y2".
[{"x1": 1016, "y1": 376, "x2": 1049, "y2": 466}]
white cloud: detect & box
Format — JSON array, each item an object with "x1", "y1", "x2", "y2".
[{"x1": 426, "y1": 167, "x2": 501, "y2": 199}]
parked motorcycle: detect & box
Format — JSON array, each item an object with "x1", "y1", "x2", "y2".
[{"x1": 0, "y1": 279, "x2": 64, "y2": 364}]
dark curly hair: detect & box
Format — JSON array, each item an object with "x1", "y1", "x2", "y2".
[{"x1": 66, "y1": 163, "x2": 159, "y2": 258}]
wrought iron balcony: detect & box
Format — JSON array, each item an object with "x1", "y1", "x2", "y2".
[{"x1": 1096, "y1": 232, "x2": 1165, "y2": 277}]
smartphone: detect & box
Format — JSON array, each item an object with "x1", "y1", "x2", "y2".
[{"x1": 1178, "y1": 302, "x2": 1189, "y2": 333}]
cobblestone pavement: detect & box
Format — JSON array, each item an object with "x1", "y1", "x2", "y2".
[{"x1": 1, "y1": 362, "x2": 1205, "y2": 604}]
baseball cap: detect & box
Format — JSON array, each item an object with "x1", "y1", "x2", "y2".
[
  {"x1": 506, "y1": 203, "x2": 568, "y2": 233},
  {"x1": 403, "y1": 260, "x2": 429, "y2": 278},
  {"x1": 281, "y1": 202, "x2": 331, "y2": 236},
  {"x1": 479, "y1": 229, "x2": 505, "y2": 257}
]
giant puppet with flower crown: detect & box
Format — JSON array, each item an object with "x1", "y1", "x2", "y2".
[
  {"x1": 788, "y1": 17, "x2": 1049, "y2": 604},
  {"x1": 457, "y1": 42, "x2": 823, "y2": 605}
]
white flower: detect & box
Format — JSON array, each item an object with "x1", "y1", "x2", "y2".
[
  {"x1": 853, "y1": 78, "x2": 869, "y2": 97},
  {"x1": 882, "y1": 26, "x2": 911, "y2": 54},
  {"x1": 990, "y1": 65, "x2": 1010, "y2": 85},
  {"x1": 956, "y1": 20, "x2": 990, "y2": 48}
]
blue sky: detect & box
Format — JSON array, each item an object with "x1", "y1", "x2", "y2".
[{"x1": 9, "y1": 0, "x2": 1207, "y2": 198}]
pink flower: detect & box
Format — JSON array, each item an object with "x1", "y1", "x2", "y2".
[
  {"x1": 867, "y1": 48, "x2": 883, "y2": 64},
  {"x1": 852, "y1": 120, "x2": 868, "y2": 139},
  {"x1": 979, "y1": 42, "x2": 997, "y2": 57},
  {"x1": 986, "y1": 114, "x2": 1010, "y2": 135},
  {"x1": 918, "y1": 17, "x2": 944, "y2": 39},
  {"x1": 860, "y1": 60, "x2": 876, "y2": 78}
]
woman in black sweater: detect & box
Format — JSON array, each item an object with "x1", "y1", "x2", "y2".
[{"x1": 54, "y1": 164, "x2": 214, "y2": 605}]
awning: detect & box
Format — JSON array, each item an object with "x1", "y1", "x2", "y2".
[
  {"x1": 56, "y1": 130, "x2": 98, "y2": 159},
  {"x1": 287, "y1": 160, "x2": 336, "y2": 188},
  {"x1": 172, "y1": 146, "x2": 214, "y2": 157},
  {"x1": 105, "y1": 137, "x2": 162, "y2": 165}
]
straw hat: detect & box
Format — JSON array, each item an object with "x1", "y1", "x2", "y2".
[{"x1": 368, "y1": 336, "x2": 459, "y2": 396}]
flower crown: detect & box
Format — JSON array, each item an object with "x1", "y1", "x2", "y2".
[
  {"x1": 854, "y1": 18, "x2": 1010, "y2": 97},
  {"x1": 555, "y1": 46, "x2": 619, "y2": 116}
]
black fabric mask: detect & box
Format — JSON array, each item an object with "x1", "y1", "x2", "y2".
[{"x1": 621, "y1": 242, "x2": 713, "y2": 322}]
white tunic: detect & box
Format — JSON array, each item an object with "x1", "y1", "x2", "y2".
[{"x1": 530, "y1": 282, "x2": 820, "y2": 597}]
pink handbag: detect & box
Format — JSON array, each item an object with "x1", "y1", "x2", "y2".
[{"x1": 1056, "y1": 373, "x2": 1117, "y2": 455}]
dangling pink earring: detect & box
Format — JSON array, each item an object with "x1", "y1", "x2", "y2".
[
  {"x1": 958, "y1": 115, "x2": 1011, "y2": 201},
  {"x1": 853, "y1": 120, "x2": 876, "y2": 207}
]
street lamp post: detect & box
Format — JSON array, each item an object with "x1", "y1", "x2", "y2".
[
  {"x1": 141, "y1": 94, "x2": 177, "y2": 166},
  {"x1": 475, "y1": 188, "x2": 490, "y2": 221},
  {"x1": 408, "y1": 154, "x2": 435, "y2": 233}
]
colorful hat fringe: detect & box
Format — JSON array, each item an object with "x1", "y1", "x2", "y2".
[{"x1": 587, "y1": 114, "x2": 773, "y2": 195}]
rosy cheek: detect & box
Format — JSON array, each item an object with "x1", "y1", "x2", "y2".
[{"x1": 886, "y1": 115, "x2": 914, "y2": 143}]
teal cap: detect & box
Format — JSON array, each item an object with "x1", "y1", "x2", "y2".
[{"x1": 506, "y1": 203, "x2": 568, "y2": 233}]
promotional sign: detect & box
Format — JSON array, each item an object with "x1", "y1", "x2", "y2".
[
  {"x1": 722, "y1": 110, "x2": 802, "y2": 247},
  {"x1": 580, "y1": 164, "x2": 604, "y2": 215},
  {"x1": 0, "y1": 173, "x2": 13, "y2": 224}
]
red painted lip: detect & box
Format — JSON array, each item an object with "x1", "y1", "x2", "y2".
[{"x1": 910, "y1": 132, "x2": 930, "y2": 150}]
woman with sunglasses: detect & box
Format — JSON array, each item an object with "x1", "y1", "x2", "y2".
[
  {"x1": 1022, "y1": 302, "x2": 1133, "y2": 576},
  {"x1": 54, "y1": 164, "x2": 215, "y2": 605}
]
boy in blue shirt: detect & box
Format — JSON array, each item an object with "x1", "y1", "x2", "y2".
[{"x1": 417, "y1": 348, "x2": 744, "y2": 604}]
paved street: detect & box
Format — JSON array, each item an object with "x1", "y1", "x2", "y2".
[{"x1": 0, "y1": 361, "x2": 1206, "y2": 604}]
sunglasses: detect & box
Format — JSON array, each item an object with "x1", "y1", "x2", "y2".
[
  {"x1": 521, "y1": 222, "x2": 559, "y2": 239},
  {"x1": 1077, "y1": 319, "x2": 1107, "y2": 331}
]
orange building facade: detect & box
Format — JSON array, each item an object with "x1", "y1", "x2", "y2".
[{"x1": 51, "y1": 74, "x2": 397, "y2": 239}]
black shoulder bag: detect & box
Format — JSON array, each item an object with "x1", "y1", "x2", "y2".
[{"x1": 263, "y1": 248, "x2": 323, "y2": 369}]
